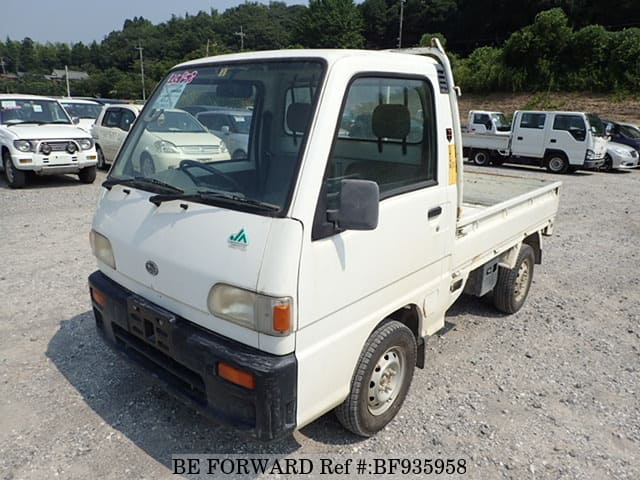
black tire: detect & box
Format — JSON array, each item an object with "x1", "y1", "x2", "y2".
[
  {"x1": 601, "y1": 154, "x2": 612, "y2": 172},
  {"x1": 3, "y1": 150, "x2": 27, "y2": 188},
  {"x1": 335, "y1": 321, "x2": 417, "y2": 437},
  {"x1": 96, "y1": 145, "x2": 107, "y2": 170},
  {"x1": 471, "y1": 149, "x2": 491, "y2": 166},
  {"x1": 78, "y1": 165, "x2": 97, "y2": 184},
  {"x1": 140, "y1": 153, "x2": 155, "y2": 176},
  {"x1": 493, "y1": 244, "x2": 535, "y2": 314},
  {"x1": 545, "y1": 153, "x2": 569, "y2": 174}
]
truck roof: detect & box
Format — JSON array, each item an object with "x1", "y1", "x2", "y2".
[
  {"x1": 0, "y1": 93, "x2": 57, "y2": 101},
  {"x1": 176, "y1": 49, "x2": 439, "y2": 69}
]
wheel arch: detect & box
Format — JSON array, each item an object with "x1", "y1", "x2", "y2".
[
  {"x1": 373, "y1": 304, "x2": 425, "y2": 369},
  {"x1": 523, "y1": 232, "x2": 542, "y2": 264}
]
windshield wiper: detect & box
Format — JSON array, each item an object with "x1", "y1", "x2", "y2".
[
  {"x1": 102, "y1": 176, "x2": 184, "y2": 194},
  {"x1": 148, "y1": 190, "x2": 280, "y2": 212}
]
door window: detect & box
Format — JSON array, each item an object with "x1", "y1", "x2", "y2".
[
  {"x1": 313, "y1": 76, "x2": 437, "y2": 239},
  {"x1": 103, "y1": 108, "x2": 122, "y2": 128},
  {"x1": 553, "y1": 114, "x2": 586, "y2": 141},
  {"x1": 519, "y1": 113, "x2": 546, "y2": 129}
]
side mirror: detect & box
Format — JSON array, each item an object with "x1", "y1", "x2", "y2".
[
  {"x1": 72, "y1": 116, "x2": 80, "y2": 125},
  {"x1": 327, "y1": 179, "x2": 379, "y2": 231},
  {"x1": 221, "y1": 125, "x2": 230, "y2": 135}
]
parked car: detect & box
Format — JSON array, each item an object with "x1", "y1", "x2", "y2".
[
  {"x1": 0, "y1": 94, "x2": 97, "y2": 188},
  {"x1": 131, "y1": 108, "x2": 231, "y2": 175},
  {"x1": 602, "y1": 119, "x2": 640, "y2": 153},
  {"x1": 602, "y1": 141, "x2": 639, "y2": 171},
  {"x1": 195, "y1": 108, "x2": 252, "y2": 160},
  {"x1": 59, "y1": 98, "x2": 102, "y2": 132},
  {"x1": 91, "y1": 104, "x2": 142, "y2": 169}
]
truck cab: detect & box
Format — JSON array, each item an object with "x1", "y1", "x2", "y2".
[
  {"x1": 466, "y1": 110, "x2": 510, "y2": 135},
  {"x1": 88, "y1": 44, "x2": 560, "y2": 440}
]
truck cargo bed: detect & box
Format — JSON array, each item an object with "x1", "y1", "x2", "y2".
[{"x1": 453, "y1": 171, "x2": 561, "y2": 272}]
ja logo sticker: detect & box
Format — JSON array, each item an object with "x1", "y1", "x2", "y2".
[{"x1": 228, "y1": 228, "x2": 248, "y2": 250}]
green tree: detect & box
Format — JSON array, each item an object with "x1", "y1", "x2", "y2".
[{"x1": 298, "y1": 0, "x2": 365, "y2": 49}]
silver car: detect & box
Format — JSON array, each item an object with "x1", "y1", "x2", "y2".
[
  {"x1": 603, "y1": 141, "x2": 639, "y2": 171},
  {"x1": 196, "y1": 108, "x2": 252, "y2": 160}
]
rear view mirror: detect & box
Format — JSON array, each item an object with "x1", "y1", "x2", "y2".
[
  {"x1": 327, "y1": 179, "x2": 379, "y2": 231},
  {"x1": 216, "y1": 83, "x2": 253, "y2": 99},
  {"x1": 72, "y1": 117, "x2": 80, "y2": 125},
  {"x1": 221, "y1": 125, "x2": 230, "y2": 135}
]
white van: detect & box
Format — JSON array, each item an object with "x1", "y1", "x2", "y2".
[
  {"x1": 88, "y1": 43, "x2": 561, "y2": 440},
  {"x1": 463, "y1": 110, "x2": 608, "y2": 173}
]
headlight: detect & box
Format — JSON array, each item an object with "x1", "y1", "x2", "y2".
[
  {"x1": 613, "y1": 148, "x2": 629, "y2": 156},
  {"x1": 13, "y1": 140, "x2": 34, "y2": 152},
  {"x1": 154, "y1": 140, "x2": 179, "y2": 154},
  {"x1": 75, "y1": 138, "x2": 94, "y2": 150},
  {"x1": 41, "y1": 143, "x2": 52, "y2": 155},
  {"x1": 219, "y1": 140, "x2": 228, "y2": 154},
  {"x1": 207, "y1": 284, "x2": 292, "y2": 336},
  {"x1": 90, "y1": 230, "x2": 116, "y2": 270}
]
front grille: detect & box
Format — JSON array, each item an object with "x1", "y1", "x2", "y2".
[
  {"x1": 182, "y1": 145, "x2": 220, "y2": 155},
  {"x1": 111, "y1": 322, "x2": 207, "y2": 405}
]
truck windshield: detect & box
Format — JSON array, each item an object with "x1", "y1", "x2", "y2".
[
  {"x1": 586, "y1": 114, "x2": 605, "y2": 137},
  {"x1": 491, "y1": 113, "x2": 511, "y2": 132},
  {"x1": 110, "y1": 59, "x2": 325, "y2": 215},
  {"x1": 0, "y1": 98, "x2": 71, "y2": 125}
]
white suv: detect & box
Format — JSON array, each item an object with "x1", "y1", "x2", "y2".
[{"x1": 1, "y1": 94, "x2": 98, "y2": 188}]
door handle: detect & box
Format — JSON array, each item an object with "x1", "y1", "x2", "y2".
[
  {"x1": 517, "y1": 136, "x2": 523, "y2": 140},
  {"x1": 550, "y1": 138, "x2": 557, "y2": 143},
  {"x1": 428, "y1": 206, "x2": 442, "y2": 219}
]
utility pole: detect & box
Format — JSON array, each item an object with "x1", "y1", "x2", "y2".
[
  {"x1": 65, "y1": 65, "x2": 71, "y2": 97},
  {"x1": 135, "y1": 42, "x2": 146, "y2": 101},
  {"x1": 0, "y1": 57, "x2": 6, "y2": 75},
  {"x1": 235, "y1": 25, "x2": 246, "y2": 51},
  {"x1": 397, "y1": 0, "x2": 406, "y2": 48},
  {"x1": 206, "y1": 39, "x2": 210, "y2": 57}
]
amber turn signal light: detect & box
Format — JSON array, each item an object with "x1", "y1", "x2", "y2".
[{"x1": 218, "y1": 362, "x2": 255, "y2": 390}]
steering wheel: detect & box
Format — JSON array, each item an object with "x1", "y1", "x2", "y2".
[{"x1": 178, "y1": 160, "x2": 243, "y2": 193}]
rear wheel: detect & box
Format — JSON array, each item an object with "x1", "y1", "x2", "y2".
[
  {"x1": 78, "y1": 165, "x2": 97, "y2": 184},
  {"x1": 546, "y1": 153, "x2": 569, "y2": 174},
  {"x1": 493, "y1": 244, "x2": 535, "y2": 314},
  {"x1": 335, "y1": 321, "x2": 416, "y2": 437},
  {"x1": 471, "y1": 149, "x2": 491, "y2": 166},
  {"x1": 3, "y1": 150, "x2": 27, "y2": 188}
]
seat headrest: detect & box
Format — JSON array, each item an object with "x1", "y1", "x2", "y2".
[
  {"x1": 286, "y1": 103, "x2": 311, "y2": 133},
  {"x1": 372, "y1": 104, "x2": 410, "y2": 139}
]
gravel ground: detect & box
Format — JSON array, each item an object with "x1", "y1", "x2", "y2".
[{"x1": 0, "y1": 164, "x2": 638, "y2": 480}]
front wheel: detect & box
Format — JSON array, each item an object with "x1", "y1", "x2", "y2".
[
  {"x1": 601, "y1": 154, "x2": 612, "y2": 172},
  {"x1": 493, "y1": 244, "x2": 535, "y2": 314},
  {"x1": 78, "y1": 165, "x2": 97, "y2": 184},
  {"x1": 335, "y1": 321, "x2": 416, "y2": 437},
  {"x1": 3, "y1": 150, "x2": 27, "y2": 188},
  {"x1": 546, "y1": 153, "x2": 569, "y2": 174},
  {"x1": 96, "y1": 145, "x2": 107, "y2": 170}
]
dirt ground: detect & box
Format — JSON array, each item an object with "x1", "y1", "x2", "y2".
[{"x1": 459, "y1": 92, "x2": 640, "y2": 125}]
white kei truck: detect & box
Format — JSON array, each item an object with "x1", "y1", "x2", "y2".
[
  {"x1": 88, "y1": 40, "x2": 561, "y2": 441},
  {"x1": 463, "y1": 110, "x2": 607, "y2": 173}
]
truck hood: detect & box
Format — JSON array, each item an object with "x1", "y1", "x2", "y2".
[{"x1": 6, "y1": 123, "x2": 91, "y2": 139}]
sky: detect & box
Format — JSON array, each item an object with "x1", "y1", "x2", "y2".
[{"x1": 1, "y1": 0, "x2": 307, "y2": 45}]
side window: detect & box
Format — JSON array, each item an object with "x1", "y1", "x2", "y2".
[
  {"x1": 520, "y1": 113, "x2": 546, "y2": 129},
  {"x1": 553, "y1": 114, "x2": 586, "y2": 141},
  {"x1": 120, "y1": 110, "x2": 136, "y2": 131},
  {"x1": 473, "y1": 113, "x2": 490, "y2": 128},
  {"x1": 103, "y1": 109, "x2": 122, "y2": 127},
  {"x1": 314, "y1": 76, "x2": 436, "y2": 239}
]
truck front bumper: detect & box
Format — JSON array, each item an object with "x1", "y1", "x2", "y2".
[
  {"x1": 582, "y1": 158, "x2": 605, "y2": 169},
  {"x1": 88, "y1": 271, "x2": 297, "y2": 441},
  {"x1": 12, "y1": 151, "x2": 97, "y2": 174}
]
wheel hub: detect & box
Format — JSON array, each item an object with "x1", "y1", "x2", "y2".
[
  {"x1": 514, "y1": 260, "x2": 530, "y2": 303},
  {"x1": 367, "y1": 347, "x2": 406, "y2": 416}
]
